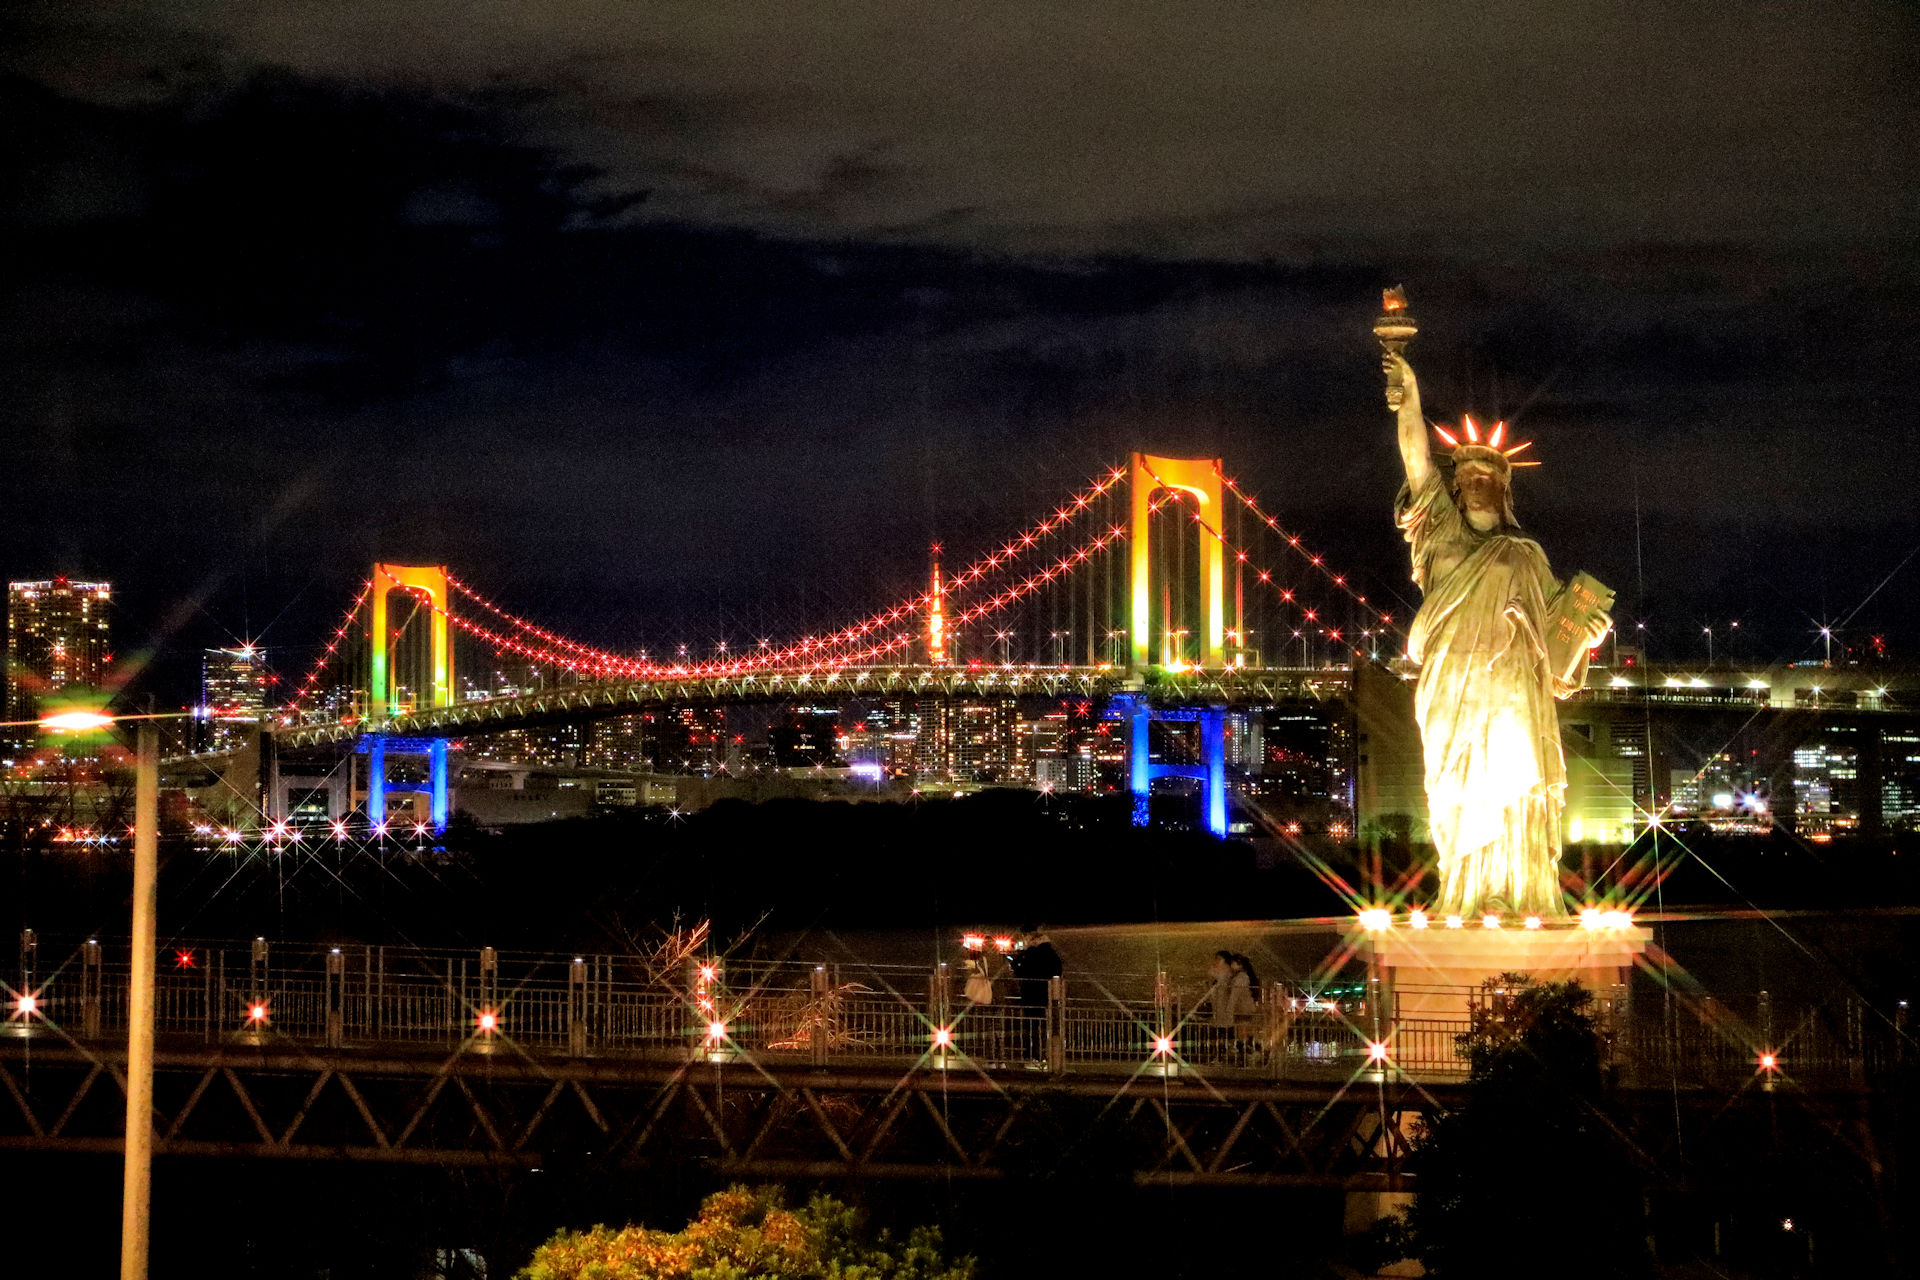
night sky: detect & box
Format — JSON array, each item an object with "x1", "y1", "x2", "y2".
[{"x1": 6, "y1": 2, "x2": 1918, "y2": 698}]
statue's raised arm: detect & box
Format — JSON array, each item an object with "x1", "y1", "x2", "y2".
[
  {"x1": 1389, "y1": 353, "x2": 1432, "y2": 493},
  {"x1": 1373, "y1": 287, "x2": 1431, "y2": 492}
]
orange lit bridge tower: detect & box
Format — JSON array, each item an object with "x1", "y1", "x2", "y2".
[{"x1": 1118, "y1": 453, "x2": 1230, "y2": 837}]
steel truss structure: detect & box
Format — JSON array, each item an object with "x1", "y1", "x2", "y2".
[{"x1": 0, "y1": 1043, "x2": 1448, "y2": 1188}]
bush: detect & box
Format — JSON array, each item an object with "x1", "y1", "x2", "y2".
[{"x1": 518, "y1": 1184, "x2": 973, "y2": 1280}]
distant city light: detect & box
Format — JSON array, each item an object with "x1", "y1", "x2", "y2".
[
  {"x1": 1407, "y1": 909, "x2": 1429, "y2": 930},
  {"x1": 1357, "y1": 908, "x2": 1392, "y2": 932},
  {"x1": 932, "y1": 1027, "x2": 952, "y2": 1048},
  {"x1": 1153, "y1": 1035, "x2": 1174, "y2": 1056},
  {"x1": 16, "y1": 994, "x2": 37, "y2": 1016},
  {"x1": 706, "y1": 1020, "x2": 728, "y2": 1042},
  {"x1": 1368, "y1": 1041, "x2": 1389, "y2": 1063},
  {"x1": 247, "y1": 1003, "x2": 268, "y2": 1023}
]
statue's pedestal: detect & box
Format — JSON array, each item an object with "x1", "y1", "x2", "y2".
[{"x1": 1356, "y1": 922, "x2": 1653, "y2": 1023}]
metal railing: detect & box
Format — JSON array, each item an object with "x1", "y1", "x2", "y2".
[{"x1": 5, "y1": 934, "x2": 1906, "y2": 1090}]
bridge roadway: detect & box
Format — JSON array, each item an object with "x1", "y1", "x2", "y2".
[
  {"x1": 271, "y1": 664, "x2": 1353, "y2": 746},
  {"x1": 0, "y1": 937, "x2": 1891, "y2": 1189}
]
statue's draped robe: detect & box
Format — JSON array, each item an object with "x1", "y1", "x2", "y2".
[{"x1": 1397, "y1": 471, "x2": 1585, "y2": 916}]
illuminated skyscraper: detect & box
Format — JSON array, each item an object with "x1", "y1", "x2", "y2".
[
  {"x1": 6, "y1": 578, "x2": 112, "y2": 752},
  {"x1": 198, "y1": 645, "x2": 267, "y2": 752}
]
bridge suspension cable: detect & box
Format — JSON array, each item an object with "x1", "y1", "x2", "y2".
[
  {"x1": 436, "y1": 465, "x2": 1132, "y2": 679},
  {"x1": 1224, "y1": 475, "x2": 1404, "y2": 640},
  {"x1": 282, "y1": 579, "x2": 372, "y2": 715}
]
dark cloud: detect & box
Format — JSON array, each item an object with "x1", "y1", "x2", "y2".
[{"x1": 3, "y1": 5, "x2": 1918, "y2": 699}]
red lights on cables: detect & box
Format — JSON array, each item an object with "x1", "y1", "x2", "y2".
[{"x1": 284, "y1": 579, "x2": 373, "y2": 718}]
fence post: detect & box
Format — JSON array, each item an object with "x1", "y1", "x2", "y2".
[
  {"x1": 82, "y1": 938, "x2": 101, "y2": 1040},
  {"x1": 17, "y1": 930, "x2": 35, "y2": 1022},
  {"x1": 1757, "y1": 989, "x2": 1774, "y2": 1091},
  {"x1": 569, "y1": 956, "x2": 588, "y2": 1056},
  {"x1": 325, "y1": 949, "x2": 345, "y2": 1048},
  {"x1": 479, "y1": 946, "x2": 497, "y2": 1014},
  {"x1": 810, "y1": 965, "x2": 830, "y2": 1066},
  {"x1": 248, "y1": 937, "x2": 269, "y2": 1040},
  {"x1": 1268, "y1": 987, "x2": 1289, "y2": 1081},
  {"x1": 1047, "y1": 974, "x2": 1066, "y2": 1075},
  {"x1": 1847, "y1": 996, "x2": 1864, "y2": 1086},
  {"x1": 930, "y1": 963, "x2": 950, "y2": 1060}
]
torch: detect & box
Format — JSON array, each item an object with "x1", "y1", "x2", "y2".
[{"x1": 1373, "y1": 286, "x2": 1417, "y2": 409}]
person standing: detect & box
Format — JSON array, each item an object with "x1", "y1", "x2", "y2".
[
  {"x1": 1009, "y1": 926, "x2": 1061, "y2": 1063},
  {"x1": 1207, "y1": 950, "x2": 1251, "y2": 1062}
]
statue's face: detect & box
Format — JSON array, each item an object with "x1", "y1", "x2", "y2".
[{"x1": 1455, "y1": 465, "x2": 1506, "y2": 515}]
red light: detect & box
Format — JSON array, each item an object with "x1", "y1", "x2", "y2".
[
  {"x1": 477, "y1": 1010, "x2": 499, "y2": 1033},
  {"x1": 175, "y1": 949, "x2": 196, "y2": 968},
  {"x1": 247, "y1": 1003, "x2": 268, "y2": 1023}
]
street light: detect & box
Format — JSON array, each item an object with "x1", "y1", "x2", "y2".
[
  {"x1": 38, "y1": 705, "x2": 158, "y2": 1280},
  {"x1": 1703, "y1": 626, "x2": 1713, "y2": 663}
]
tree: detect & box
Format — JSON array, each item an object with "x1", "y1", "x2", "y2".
[
  {"x1": 1369, "y1": 975, "x2": 1650, "y2": 1279},
  {"x1": 517, "y1": 1184, "x2": 973, "y2": 1280}
]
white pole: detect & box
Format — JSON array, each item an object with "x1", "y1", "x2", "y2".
[{"x1": 122, "y1": 720, "x2": 157, "y2": 1280}]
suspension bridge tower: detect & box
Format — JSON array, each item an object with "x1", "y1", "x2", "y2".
[
  {"x1": 1120, "y1": 453, "x2": 1230, "y2": 837},
  {"x1": 365, "y1": 564, "x2": 455, "y2": 831}
]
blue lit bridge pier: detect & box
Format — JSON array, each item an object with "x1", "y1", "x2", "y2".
[
  {"x1": 362, "y1": 735, "x2": 452, "y2": 833},
  {"x1": 1116, "y1": 695, "x2": 1229, "y2": 837}
]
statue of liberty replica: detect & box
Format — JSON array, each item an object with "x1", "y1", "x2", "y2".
[{"x1": 1375, "y1": 289, "x2": 1613, "y2": 918}]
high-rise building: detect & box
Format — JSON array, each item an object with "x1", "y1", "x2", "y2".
[
  {"x1": 197, "y1": 644, "x2": 267, "y2": 752},
  {"x1": 7, "y1": 578, "x2": 112, "y2": 752},
  {"x1": 951, "y1": 696, "x2": 1021, "y2": 782}
]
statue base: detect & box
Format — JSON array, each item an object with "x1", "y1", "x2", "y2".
[{"x1": 1353, "y1": 920, "x2": 1653, "y2": 1023}]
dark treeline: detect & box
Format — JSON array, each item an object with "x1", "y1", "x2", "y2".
[
  {"x1": 4, "y1": 791, "x2": 1918, "y2": 950},
  {"x1": 2, "y1": 791, "x2": 1339, "y2": 949}
]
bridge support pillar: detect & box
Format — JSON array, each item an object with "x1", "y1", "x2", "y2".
[
  {"x1": 430, "y1": 738, "x2": 450, "y2": 831},
  {"x1": 1202, "y1": 707, "x2": 1227, "y2": 838},
  {"x1": 367, "y1": 737, "x2": 387, "y2": 830}
]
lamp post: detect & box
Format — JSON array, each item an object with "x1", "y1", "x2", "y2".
[{"x1": 38, "y1": 708, "x2": 158, "y2": 1280}]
